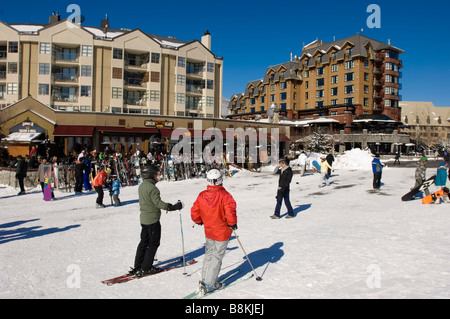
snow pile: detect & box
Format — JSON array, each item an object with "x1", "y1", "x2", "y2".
[{"x1": 334, "y1": 148, "x2": 374, "y2": 170}]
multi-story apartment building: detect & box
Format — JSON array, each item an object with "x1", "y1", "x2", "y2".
[
  {"x1": 228, "y1": 34, "x2": 404, "y2": 126},
  {"x1": 0, "y1": 13, "x2": 223, "y2": 118},
  {"x1": 400, "y1": 101, "x2": 450, "y2": 149}
]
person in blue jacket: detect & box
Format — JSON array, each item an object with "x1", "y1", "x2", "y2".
[
  {"x1": 111, "y1": 175, "x2": 121, "y2": 207},
  {"x1": 372, "y1": 154, "x2": 385, "y2": 189},
  {"x1": 434, "y1": 162, "x2": 449, "y2": 203}
]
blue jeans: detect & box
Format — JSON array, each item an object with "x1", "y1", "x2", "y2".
[{"x1": 274, "y1": 188, "x2": 294, "y2": 217}]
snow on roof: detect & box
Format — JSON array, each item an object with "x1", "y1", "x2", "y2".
[
  {"x1": 83, "y1": 27, "x2": 125, "y2": 39},
  {"x1": 151, "y1": 38, "x2": 186, "y2": 48},
  {"x1": 10, "y1": 24, "x2": 45, "y2": 33}
]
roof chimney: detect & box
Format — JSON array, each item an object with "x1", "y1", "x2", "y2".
[
  {"x1": 101, "y1": 14, "x2": 109, "y2": 29},
  {"x1": 49, "y1": 12, "x2": 61, "y2": 24},
  {"x1": 201, "y1": 30, "x2": 211, "y2": 50}
]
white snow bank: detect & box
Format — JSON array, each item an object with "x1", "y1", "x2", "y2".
[{"x1": 334, "y1": 148, "x2": 374, "y2": 170}]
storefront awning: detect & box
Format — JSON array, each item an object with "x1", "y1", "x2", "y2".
[
  {"x1": 53, "y1": 125, "x2": 95, "y2": 137},
  {"x1": 97, "y1": 126, "x2": 159, "y2": 134},
  {"x1": 2, "y1": 132, "x2": 42, "y2": 143}
]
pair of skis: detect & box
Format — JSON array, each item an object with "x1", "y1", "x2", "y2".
[{"x1": 101, "y1": 258, "x2": 196, "y2": 286}]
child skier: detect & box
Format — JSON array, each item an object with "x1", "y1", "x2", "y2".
[
  {"x1": 191, "y1": 169, "x2": 237, "y2": 294},
  {"x1": 319, "y1": 157, "x2": 334, "y2": 187},
  {"x1": 111, "y1": 175, "x2": 121, "y2": 207}
]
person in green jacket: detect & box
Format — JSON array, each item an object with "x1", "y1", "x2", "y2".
[{"x1": 130, "y1": 164, "x2": 183, "y2": 277}]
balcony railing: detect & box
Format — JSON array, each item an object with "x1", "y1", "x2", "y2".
[
  {"x1": 53, "y1": 53, "x2": 79, "y2": 63},
  {"x1": 125, "y1": 58, "x2": 149, "y2": 68},
  {"x1": 52, "y1": 73, "x2": 79, "y2": 82},
  {"x1": 52, "y1": 94, "x2": 78, "y2": 102}
]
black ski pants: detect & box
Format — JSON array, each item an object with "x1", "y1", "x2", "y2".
[
  {"x1": 134, "y1": 221, "x2": 161, "y2": 271},
  {"x1": 94, "y1": 186, "x2": 104, "y2": 204}
]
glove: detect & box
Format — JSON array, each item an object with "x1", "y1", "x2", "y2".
[
  {"x1": 168, "y1": 201, "x2": 183, "y2": 211},
  {"x1": 229, "y1": 224, "x2": 238, "y2": 230}
]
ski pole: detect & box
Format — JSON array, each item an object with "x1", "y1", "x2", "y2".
[
  {"x1": 178, "y1": 200, "x2": 187, "y2": 275},
  {"x1": 232, "y1": 230, "x2": 262, "y2": 281}
]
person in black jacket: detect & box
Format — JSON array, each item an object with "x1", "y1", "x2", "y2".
[
  {"x1": 74, "y1": 157, "x2": 87, "y2": 194},
  {"x1": 271, "y1": 159, "x2": 294, "y2": 219},
  {"x1": 15, "y1": 155, "x2": 28, "y2": 195}
]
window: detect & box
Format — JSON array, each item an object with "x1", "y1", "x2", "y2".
[
  {"x1": 178, "y1": 57, "x2": 186, "y2": 67},
  {"x1": 345, "y1": 48, "x2": 352, "y2": 57},
  {"x1": 331, "y1": 75, "x2": 338, "y2": 84},
  {"x1": 112, "y1": 87, "x2": 122, "y2": 99},
  {"x1": 316, "y1": 101, "x2": 324, "y2": 107},
  {"x1": 176, "y1": 93, "x2": 185, "y2": 104},
  {"x1": 316, "y1": 78, "x2": 324, "y2": 87},
  {"x1": 39, "y1": 84, "x2": 49, "y2": 95},
  {"x1": 113, "y1": 48, "x2": 123, "y2": 59},
  {"x1": 80, "y1": 105, "x2": 91, "y2": 112},
  {"x1": 8, "y1": 42, "x2": 18, "y2": 53},
  {"x1": 270, "y1": 84, "x2": 275, "y2": 92},
  {"x1": 316, "y1": 90, "x2": 324, "y2": 98},
  {"x1": 316, "y1": 67, "x2": 324, "y2": 76},
  {"x1": 151, "y1": 72, "x2": 160, "y2": 83},
  {"x1": 39, "y1": 42, "x2": 51, "y2": 54},
  {"x1": 280, "y1": 82, "x2": 287, "y2": 90},
  {"x1": 270, "y1": 94, "x2": 275, "y2": 102},
  {"x1": 151, "y1": 52, "x2": 160, "y2": 64},
  {"x1": 331, "y1": 64, "x2": 338, "y2": 72},
  {"x1": 82, "y1": 45, "x2": 92, "y2": 56},
  {"x1": 345, "y1": 60, "x2": 354, "y2": 70},
  {"x1": 345, "y1": 97, "x2": 354, "y2": 105},
  {"x1": 331, "y1": 99, "x2": 338, "y2": 106},
  {"x1": 39, "y1": 63, "x2": 50, "y2": 75},
  {"x1": 364, "y1": 85, "x2": 369, "y2": 94},
  {"x1": 364, "y1": 73, "x2": 369, "y2": 81},
  {"x1": 150, "y1": 90, "x2": 159, "y2": 101},
  {"x1": 345, "y1": 72, "x2": 354, "y2": 82},
  {"x1": 8, "y1": 62, "x2": 18, "y2": 74},
  {"x1": 331, "y1": 87, "x2": 338, "y2": 96},
  {"x1": 177, "y1": 74, "x2": 186, "y2": 85},
  {"x1": 260, "y1": 96, "x2": 265, "y2": 103},
  {"x1": 304, "y1": 70, "x2": 310, "y2": 78},
  {"x1": 112, "y1": 67, "x2": 122, "y2": 79},
  {"x1": 364, "y1": 60, "x2": 369, "y2": 69},
  {"x1": 7, "y1": 83, "x2": 18, "y2": 95},
  {"x1": 207, "y1": 80, "x2": 214, "y2": 89},
  {"x1": 81, "y1": 65, "x2": 92, "y2": 77},
  {"x1": 207, "y1": 63, "x2": 214, "y2": 72},
  {"x1": 81, "y1": 86, "x2": 91, "y2": 97},
  {"x1": 331, "y1": 52, "x2": 337, "y2": 60},
  {"x1": 280, "y1": 92, "x2": 287, "y2": 100},
  {"x1": 345, "y1": 85, "x2": 354, "y2": 94},
  {"x1": 207, "y1": 96, "x2": 214, "y2": 106},
  {"x1": 364, "y1": 98, "x2": 369, "y2": 106}
]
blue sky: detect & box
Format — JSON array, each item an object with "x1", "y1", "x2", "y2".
[{"x1": 1, "y1": 0, "x2": 449, "y2": 106}]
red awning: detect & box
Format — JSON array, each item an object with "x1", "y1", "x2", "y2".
[
  {"x1": 53, "y1": 125, "x2": 95, "y2": 137},
  {"x1": 97, "y1": 126, "x2": 159, "y2": 134}
]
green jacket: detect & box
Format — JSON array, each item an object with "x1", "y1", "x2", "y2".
[{"x1": 138, "y1": 179, "x2": 169, "y2": 225}]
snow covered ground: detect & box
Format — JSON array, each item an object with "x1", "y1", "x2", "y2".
[{"x1": 1, "y1": 149, "x2": 449, "y2": 299}]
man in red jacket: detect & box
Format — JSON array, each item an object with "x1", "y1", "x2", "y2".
[{"x1": 191, "y1": 169, "x2": 237, "y2": 294}]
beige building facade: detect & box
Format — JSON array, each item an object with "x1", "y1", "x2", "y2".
[
  {"x1": 0, "y1": 14, "x2": 223, "y2": 118},
  {"x1": 399, "y1": 101, "x2": 450, "y2": 148}
]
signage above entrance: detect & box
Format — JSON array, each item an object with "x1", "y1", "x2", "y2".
[{"x1": 144, "y1": 120, "x2": 174, "y2": 129}]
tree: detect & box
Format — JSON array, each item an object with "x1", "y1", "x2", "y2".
[{"x1": 307, "y1": 128, "x2": 334, "y2": 153}]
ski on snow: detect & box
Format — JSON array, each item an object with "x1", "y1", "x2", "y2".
[
  {"x1": 183, "y1": 269, "x2": 254, "y2": 299},
  {"x1": 102, "y1": 259, "x2": 196, "y2": 286}
]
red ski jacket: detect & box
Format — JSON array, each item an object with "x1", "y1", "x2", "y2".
[
  {"x1": 191, "y1": 185, "x2": 237, "y2": 242},
  {"x1": 92, "y1": 171, "x2": 107, "y2": 187}
]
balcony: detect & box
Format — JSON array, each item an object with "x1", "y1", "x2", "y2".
[
  {"x1": 52, "y1": 94, "x2": 79, "y2": 103},
  {"x1": 52, "y1": 73, "x2": 79, "y2": 83},
  {"x1": 186, "y1": 84, "x2": 204, "y2": 95},
  {"x1": 125, "y1": 57, "x2": 149, "y2": 69},
  {"x1": 53, "y1": 53, "x2": 79, "y2": 64}
]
